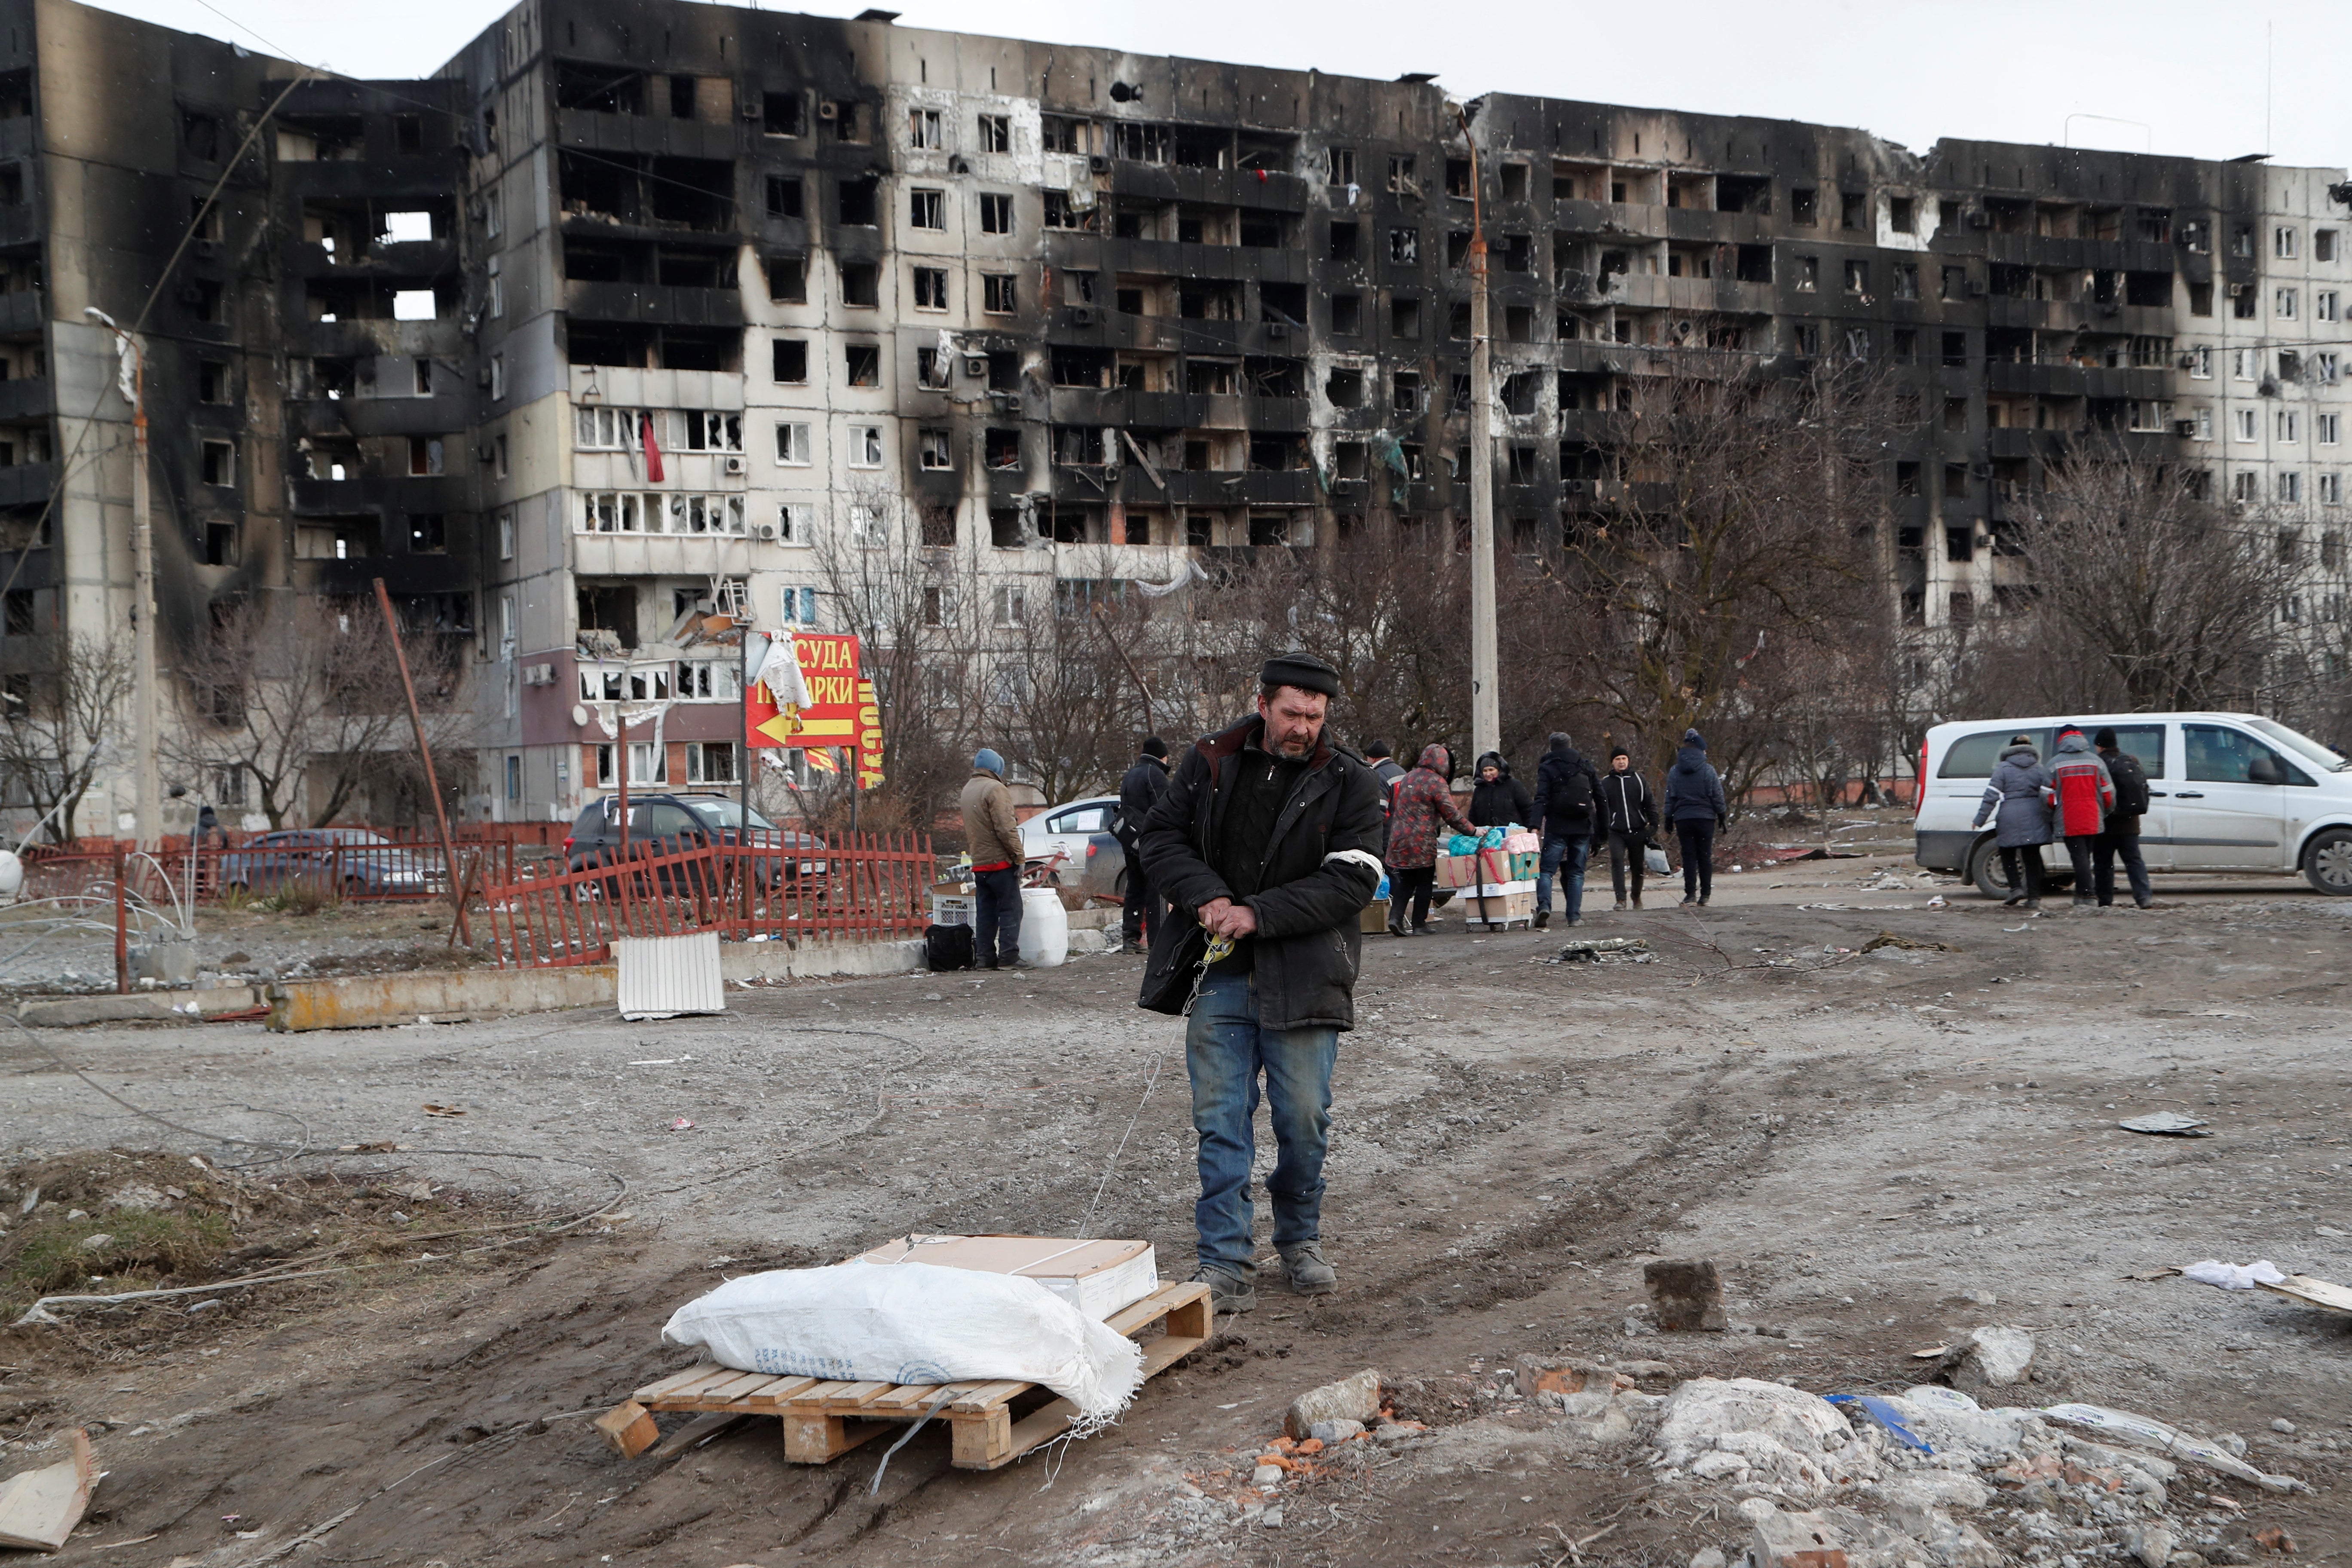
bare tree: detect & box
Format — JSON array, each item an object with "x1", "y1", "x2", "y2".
[
  {"x1": 0, "y1": 632, "x2": 136, "y2": 843},
  {"x1": 168, "y1": 596, "x2": 463, "y2": 828},
  {"x1": 1537, "y1": 359, "x2": 1895, "y2": 795},
  {"x1": 2012, "y1": 439, "x2": 2305, "y2": 713}
]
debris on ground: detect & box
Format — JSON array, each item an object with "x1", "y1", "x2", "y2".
[
  {"x1": 0, "y1": 1428, "x2": 92, "y2": 1551},
  {"x1": 1861, "y1": 931, "x2": 1954, "y2": 953},
  {"x1": 2257, "y1": 1271, "x2": 2352, "y2": 1317},
  {"x1": 2184, "y1": 1259, "x2": 2286, "y2": 1290},
  {"x1": 1644, "y1": 1257, "x2": 1728, "y2": 1331},
  {"x1": 1942, "y1": 1325, "x2": 2036, "y2": 1390},
  {"x1": 1283, "y1": 1367, "x2": 1381, "y2": 1440},
  {"x1": 2119, "y1": 1112, "x2": 2213, "y2": 1137},
  {"x1": 1552, "y1": 937, "x2": 1654, "y2": 964}
]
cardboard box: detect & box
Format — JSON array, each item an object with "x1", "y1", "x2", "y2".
[
  {"x1": 1435, "y1": 853, "x2": 1479, "y2": 888},
  {"x1": 1507, "y1": 850, "x2": 1540, "y2": 880},
  {"x1": 854, "y1": 1234, "x2": 1158, "y2": 1320},
  {"x1": 1461, "y1": 889, "x2": 1536, "y2": 926},
  {"x1": 1361, "y1": 899, "x2": 1391, "y2": 933}
]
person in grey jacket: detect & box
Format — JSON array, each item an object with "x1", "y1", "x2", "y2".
[
  {"x1": 1970, "y1": 734, "x2": 2052, "y2": 908},
  {"x1": 1662, "y1": 728, "x2": 1729, "y2": 906}
]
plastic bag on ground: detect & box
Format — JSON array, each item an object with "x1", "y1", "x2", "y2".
[
  {"x1": 661, "y1": 1260, "x2": 1144, "y2": 1420},
  {"x1": 2181, "y1": 1259, "x2": 2284, "y2": 1290}
]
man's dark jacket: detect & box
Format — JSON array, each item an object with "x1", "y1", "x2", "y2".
[
  {"x1": 2100, "y1": 749, "x2": 2150, "y2": 837},
  {"x1": 1114, "y1": 753, "x2": 1169, "y2": 847},
  {"x1": 1136, "y1": 714, "x2": 1387, "y2": 1031},
  {"x1": 1531, "y1": 745, "x2": 1603, "y2": 840}
]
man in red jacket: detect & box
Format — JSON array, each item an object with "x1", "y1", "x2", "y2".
[{"x1": 2043, "y1": 723, "x2": 2116, "y2": 908}]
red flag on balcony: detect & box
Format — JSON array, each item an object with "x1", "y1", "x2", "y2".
[{"x1": 640, "y1": 412, "x2": 665, "y2": 483}]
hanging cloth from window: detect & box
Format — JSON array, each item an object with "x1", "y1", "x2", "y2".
[{"x1": 640, "y1": 411, "x2": 666, "y2": 483}]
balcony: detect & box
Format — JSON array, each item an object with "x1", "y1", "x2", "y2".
[
  {"x1": 1081, "y1": 236, "x2": 1311, "y2": 286},
  {"x1": 0, "y1": 377, "x2": 49, "y2": 420},
  {"x1": 290, "y1": 474, "x2": 466, "y2": 514},
  {"x1": 0, "y1": 461, "x2": 53, "y2": 506},
  {"x1": 0, "y1": 289, "x2": 40, "y2": 336},
  {"x1": 1105, "y1": 162, "x2": 1308, "y2": 213},
  {"x1": 564, "y1": 279, "x2": 744, "y2": 329},
  {"x1": 556, "y1": 107, "x2": 738, "y2": 162},
  {"x1": 1061, "y1": 467, "x2": 1317, "y2": 507}
]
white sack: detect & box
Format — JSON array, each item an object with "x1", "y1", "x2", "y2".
[
  {"x1": 661, "y1": 1260, "x2": 1143, "y2": 1420},
  {"x1": 2180, "y1": 1259, "x2": 2284, "y2": 1290}
]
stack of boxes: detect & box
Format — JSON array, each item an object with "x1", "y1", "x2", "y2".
[{"x1": 1439, "y1": 828, "x2": 1542, "y2": 928}]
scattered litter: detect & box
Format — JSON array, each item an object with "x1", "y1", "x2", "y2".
[
  {"x1": 2182, "y1": 1259, "x2": 2285, "y2": 1291},
  {"x1": 2257, "y1": 1272, "x2": 2352, "y2": 1317},
  {"x1": 2201, "y1": 1009, "x2": 2254, "y2": 1020},
  {"x1": 1860, "y1": 931, "x2": 1953, "y2": 953},
  {"x1": 2123, "y1": 1267, "x2": 2184, "y2": 1283},
  {"x1": 1824, "y1": 1393, "x2": 1932, "y2": 1453},
  {"x1": 1910, "y1": 1344, "x2": 1950, "y2": 1359},
  {"x1": 1926, "y1": 895, "x2": 1948, "y2": 908},
  {"x1": 669, "y1": 1118, "x2": 695, "y2": 1131},
  {"x1": 1551, "y1": 937, "x2": 1654, "y2": 964},
  {"x1": 0, "y1": 1427, "x2": 93, "y2": 1551},
  {"x1": 2117, "y1": 1112, "x2": 2211, "y2": 1137},
  {"x1": 1795, "y1": 902, "x2": 1850, "y2": 911},
  {"x1": 2042, "y1": 1403, "x2": 2306, "y2": 1491},
  {"x1": 628, "y1": 1059, "x2": 679, "y2": 1066},
  {"x1": 421, "y1": 1103, "x2": 466, "y2": 1118}
]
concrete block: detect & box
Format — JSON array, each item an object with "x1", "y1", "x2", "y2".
[
  {"x1": 1282, "y1": 1368, "x2": 1380, "y2": 1440},
  {"x1": 1645, "y1": 1258, "x2": 1728, "y2": 1331},
  {"x1": 268, "y1": 965, "x2": 616, "y2": 1031},
  {"x1": 1944, "y1": 1326, "x2": 2034, "y2": 1391},
  {"x1": 16, "y1": 987, "x2": 265, "y2": 1027}
]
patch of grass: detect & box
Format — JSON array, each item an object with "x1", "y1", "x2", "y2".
[
  {"x1": 2, "y1": 1206, "x2": 236, "y2": 1307},
  {"x1": 259, "y1": 878, "x2": 341, "y2": 916}
]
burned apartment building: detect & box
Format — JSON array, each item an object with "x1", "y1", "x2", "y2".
[{"x1": 0, "y1": 0, "x2": 2343, "y2": 827}]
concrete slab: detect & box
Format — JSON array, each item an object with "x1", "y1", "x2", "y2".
[
  {"x1": 17, "y1": 987, "x2": 268, "y2": 1028},
  {"x1": 719, "y1": 938, "x2": 926, "y2": 982},
  {"x1": 268, "y1": 966, "x2": 617, "y2": 1031}
]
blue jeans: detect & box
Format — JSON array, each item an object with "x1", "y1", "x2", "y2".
[
  {"x1": 973, "y1": 866, "x2": 1022, "y2": 966},
  {"x1": 1185, "y1": 970, "x2": 1338, "y2": 1278},
  {"x1": 1536, "y1": 834, "x2": 1590, "y2": 920}
]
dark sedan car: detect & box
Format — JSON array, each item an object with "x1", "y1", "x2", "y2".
[
  {"x1": 564, "y1": 793, "x2": 825, "y2": 891},
  {"x1": 219, "y1": 828, "x2": 439, "y2": 896}
]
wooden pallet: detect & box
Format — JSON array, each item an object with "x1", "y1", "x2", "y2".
[{"x1": 605, "y1": 1279, "x2": 1211, "y2": 1470}]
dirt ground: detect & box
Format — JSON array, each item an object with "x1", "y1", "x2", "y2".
[{"x1": 0, "y1": 851, "x2": 2347, "y2": 1567}]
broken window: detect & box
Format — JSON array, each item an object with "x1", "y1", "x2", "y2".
[
  {"x1": 1386, "y1": 155, "x2": 1415, "y2": 194},
  {"x1": 981, "y1": 273, "x2": 1019, "y2": 315},
  {"x1": 845, "y1": 344, "x2": 880, "y2": 387},
  {"x1": 1446, "y1": 230, "x2": 1470, "y2": 268},
  {"x1": 773, "y1": 422, "x2": 812, "y2": 466},
  {"x1": 913, "y1": 266, "x2": 948, "y2": 310},
  {"x1": 1330, "y1": 294, "x2": 1362, "y2": 335},
  {"x1": 1041, "y1": 116, "x2": 1086, "y2": 154},
  {"x1": 918, "y1": 428, "x2": 952, "y2": 470},
  {"x1": 1790, "y1": 187, "x2": 1816, "y2": 226},
  {"x1": 1500, "y1": 233, "x2": 1530, "y2": 272},
  {"x1": 1390, "y1": 227, "x2": 1418, "y2": 263},
  {"x1": 766, "y1": 254, "x2": 806, "y2": 303},
  {"x1": 838, "y1": 177, "x2": 877, "y2": 226},
  {"x1": 1792, "y1": 323, "x2": 1819, "y2": 357},
  {"x1": 405, "y1": 436, "x2": 442, "y2": 476},
  {"x1": 1840, "y1": 191, "x2": 1865, "y2": 230},
  {"x1": 1390, "y1": 296, "x2": 1421, "y2": 338},
  {"x1": 839, "y1": 260, "x2": 878, "y2": 307},
  {"x1": 1500, "y1": 163, "x2": 1528, "y2": 201},
  {"x1": 984, "y1": 429, "x2": 1021, "y2": 469},
  {"x1": 1940, "y1": 266, "x2": 1966, "y2": 301},
  {"x1": 1942, "y1": 331, "x2": 1968, "y2": 367},
  {"x1": 1795, "y1": 255, "x2": 1818, "y2": 292},
  {"x1": 1890, "y1": 196, "x2": 1916, "y2": 234},
  {"x1": 907, "y1": 107, "x2": 941, "y2": 149},
  {"x1": 557, "y1": 63, "x2": 645, "y2": 114},
  {"x1": 1843, "y1": 259, "x2": 1868, "y2": 293},
  {"x1": 1328, "y1": 221, "x2": 1359, "y2": 261},
  {"x1": 1501, "y1": 372, "x2": 1540, "y2": 416},
  {"x1": 909, "y1": 188, "x2": 944, "y2": 230},
  {"x1": 200, "y1": 439, "x2": 235, "y2": 486},
  {"x1": 181, "y1": 110, "x2": 220, "y2": 159},
  {"x1": 1734, "y1": 245, "x2": 1771, "y2": 285},
  {"x1": 2178, "y1": 218, "x2": 2209, "y2": 254},
  {"x1": 1393, "y1": 371, "x2": 1422, "y2": 415},
  {"x1": 976, "y1": 192, "x2": 1014, "y2": 235},
  {"x1": 199, "y1": 359, "x2": 230, "y2": 402},
  {"x1": 1893, "y1": 263, "x2": 1917, "y2": 300},
  {"x1": 1111, "y1": 122, "x2": 1170, "y2": 164},
  {"x1": 763, "y1": 92, "x2": 804, "y2": 136},
  {"x1": 1448, "y1": 301, "x2": 1470, "y2": 339},
  {"x1": 2317, "y1": 229, "x2": 2338, "y2": 262}
]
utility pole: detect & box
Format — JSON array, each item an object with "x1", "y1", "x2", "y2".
[
  {"x1": 85, "y1": 309, "x2": 159, "y2": 848},
  {"x1": 1461, "y1": 118, "x2": 1501, "y2": 762}
]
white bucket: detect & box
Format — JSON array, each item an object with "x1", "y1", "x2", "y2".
[{"x1": 1018, "y1": 887, "x2": 1069, "y2": 967}]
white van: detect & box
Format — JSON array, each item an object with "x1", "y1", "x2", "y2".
[{"x1": 1914, "y1": 712, "x2": 2352, "y2": 897}]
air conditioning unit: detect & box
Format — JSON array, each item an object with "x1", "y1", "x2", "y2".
[
  {"x1": 723, "y1": 455, "x2": 746, "y2": 475},
  {"x1": 817, "y1": 100, "x2": 839, "y2": 121},
  {"x1": 1088, "y1": 154, "x2": 1109, "y2": 174},
  {"x1": 1069, "y1": 305, "x2": 1095, "y2": 325},
  {"x1": 1103, "y1": 463, "x2": 1122, "y2": 485},
  {"x1": 2173, "y1": 418, "x2": 2200, "y2": 438},
  {"x1": 739, "y1": 101, "x2": 763, "y2": 120},
  {"x1": 1966, "y1": 279, "x2": 1987, "y2": 297},
  {"x1": 2176, "y1": 352, "x2": 2198, "y2": 369},
  {"x1": 2228, "y1": 282, "x2": 2251, "y2": 297},
  {"x1": 193, "y1": 239, "x2": 217, "y2": 258},
  {"x1": 523, "y1": 663, "x2": 555, "y2": 686},
  {"x1": 1267, "y1": 322, "x2": 1288, "y2": 340},
  {"x1": 991, "y1": 391, "x2": 1019, "y2": 411},
  {"x1": 963, "y1": 354, "x2": 988, "y2": 377},
  {"x1": 177, "y1": 283, "x2": 207, "y2": 306},
  {"x1": 1966, "y1": 210, "x2": 1991, "y2": 230},
  {"x1": 754, "y1": 521, "x2": 778, "y2": 540}
]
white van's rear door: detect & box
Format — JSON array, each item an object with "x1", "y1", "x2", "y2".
[{"x1": 2171, "y1": 722, "x2": 2291, "y2": 870}]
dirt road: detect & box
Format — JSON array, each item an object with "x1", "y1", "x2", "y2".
[{"x1": 2, "y1": 862, "x2": 2346, "y2": 1566}]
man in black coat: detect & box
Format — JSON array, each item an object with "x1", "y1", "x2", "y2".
[
  {"x1": 1115, "y1": 737, "x2": 1171, "y2": 950},
  {"x1": 1529, "y1": 732, "x2": 1602, "y2": 930},
  {"x1": 1137, "y1": 652, "x2": 1386, "y2": 1316},
  {"x1": 2092, "y1": 726, "x2": 2153, "y2": 909}
]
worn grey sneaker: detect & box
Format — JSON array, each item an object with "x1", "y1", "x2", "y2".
[
  {"x1": 1278, "y1": 1242, "x2": 1337, "y2": 1295},
  {"x1": 1191, "y1": 1265, "x2": 1256, "y2": 1314}
]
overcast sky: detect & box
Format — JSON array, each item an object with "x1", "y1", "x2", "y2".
[{"x1": 106, "y1": 0, "x2": 2344, "y2": 173}]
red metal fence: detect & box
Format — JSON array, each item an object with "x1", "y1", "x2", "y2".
[{"x1": 476, "y1": 831, "x2": 934, "y2": 968}]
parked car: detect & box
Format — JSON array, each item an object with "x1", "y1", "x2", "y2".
[
  {"x1": 218, "y1": 829, "x2": 439, "y2": 896},
  {"x1": 1019, "y1": 795, "x2": 1128, "y2": 898},
  {"x1": 563, "y1": 793, "x2": 826, "y2": 892},
  {"x1": 1914, "y1": 711, "x2": 2352, "y2": 897}
]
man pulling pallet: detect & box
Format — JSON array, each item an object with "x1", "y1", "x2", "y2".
[{"x1": 1132, "y1": 652, "x2": 1388, "y2": 1317}]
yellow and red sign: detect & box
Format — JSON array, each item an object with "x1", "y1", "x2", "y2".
[
  {"x1": 855, "y1": 678, "x2": 885, "y2": 790},
  {"x1": 747, "y1": 632, "x2": 860, "y2": 749}
]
